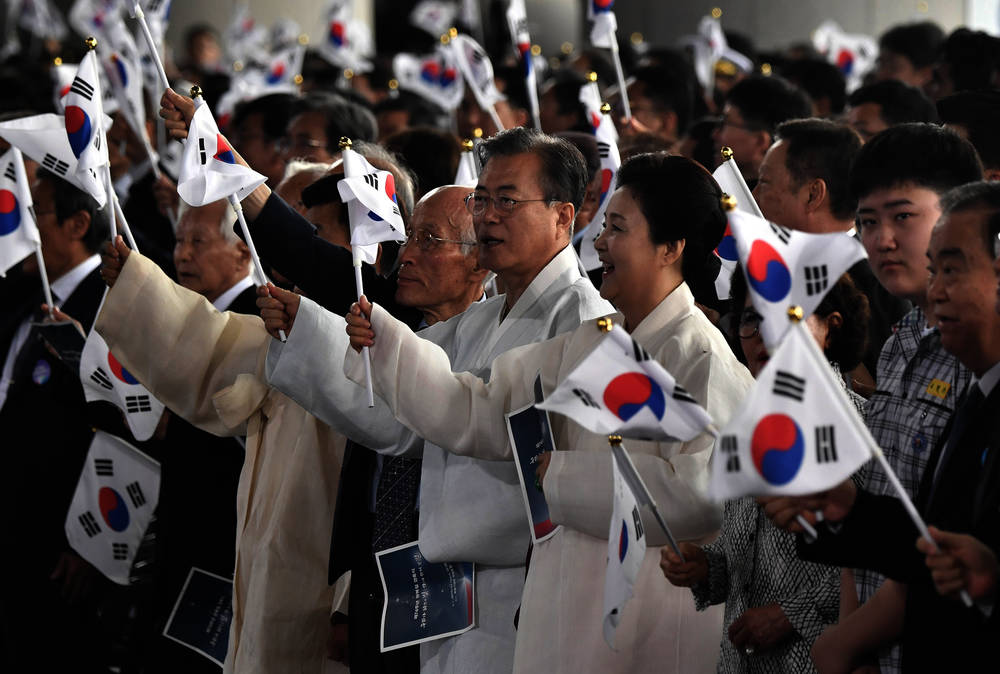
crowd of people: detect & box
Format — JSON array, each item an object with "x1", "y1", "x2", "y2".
[{"x1": 2, "y1": 7, "x2": 1000, "y2": 674}]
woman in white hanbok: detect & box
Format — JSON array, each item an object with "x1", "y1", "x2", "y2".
[{"x1": 345, "y1": 153, "x2": 754, "y2": 673}]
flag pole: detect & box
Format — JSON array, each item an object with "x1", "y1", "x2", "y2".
[
  {"x1": 445, "y1": 30, "x2": 505, "y2": 134},
  {"x1": 787, "y1": 312, "x2": 974, "y2": 608},
  {"x1": 720, "y1": 147, "x2": 764, "y2": 218},
  {"x1": 607, "y1": 28, "x2": 631, "y2": 122},
  {"x1": 131, "y1": 2, "x2": 170, "y2": 92},
  {"x1": 340, "y1": 136, "x2": 376, "y2": 408},
  {"x1": 11, "y1": 147, "x2": 54, "y2": 316}
]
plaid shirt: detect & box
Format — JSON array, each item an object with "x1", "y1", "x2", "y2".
[{"x1": 854, "y1": 307, "x2": 970, "y2": 673}]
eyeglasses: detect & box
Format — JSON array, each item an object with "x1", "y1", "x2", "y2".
[
  {"x1": 465, "y1": 192, "x2": 555, "y2": 216},
  {"x1": 403, "y1": 228, "x2": 477, "y2": 251},
  {"x1": 276, "y1": 136, "x2": 327, "y2": 155},
  {"x1": 738, "y1": 309, "x2": 763, "y2": 339}
]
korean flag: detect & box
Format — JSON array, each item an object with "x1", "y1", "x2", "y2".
[
  {"x1": 0, "y1": 148, "x2": 41, "y2": 276},
  {"x1": 64, "y1": 49, "x2": 110, "y2": 179},
  {"x1": 339, "y1": 147, "x2": 406, "y2": 265}
]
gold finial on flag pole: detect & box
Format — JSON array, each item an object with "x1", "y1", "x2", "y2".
[
  {"x1": 597, "y1": 317, "x2": 614, "y2": 332},
  {"x1": 720, "y1": 193, "x2": 737, "y2": 212},
  {"x1": 721, "y1": 146, "x2": 734, "y2": 161},
  {"x1": 293, "y1": 74, "x2": 303, "y2": 86},
  {"x1": 787, "y1": 306, "x2": 804, "y2": 322},
  {"x1": 298, "y1": 34, "x2": 309, "y2": 46},
  {"x1": 84, "y1": 36, "x2": 98, "y2": 50},
  {"x1": 587, "y1": 71, "x2": 598, "y2": 82},
  {"x1": 608, "y1": 434, "x2": 623, "y2": 446},
  {"x1": 339, "y1": 137, "x2": 352, "y2": 150},
  {"x1": 189, "y1": 85, "x2": 202, "y2": 99},
  {"x1": 388, "y1": 78, "x2": 399, "y2": 90},
  {"x1": 600, "y1": 102, "x2": 612, "y2": 115},
  {"x1": 53, "y1": 56, "x2": 63, "y2": 66},
  {"x1": 711, "y1": 7, "x2": 722, "y2": 18},
  {"x1": 440, "y1": 33, "x2": 450, "y2": 45},
  {"x1": 343, "y1": 68, "x2": 354, "y2": 80},
  {"x1": 448, "y1": 26, "x2": 458, "y2": 38},
  {"x1": 461, "y1": 139, "x2": 474, "y2": 152},
  {"x1": 473, "y1": 127, "x2": 483, "y2": 138}
]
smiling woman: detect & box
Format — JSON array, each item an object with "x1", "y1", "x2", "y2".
[{"x1": 342, "y1": 152, "x2": 755, "y2": 672}]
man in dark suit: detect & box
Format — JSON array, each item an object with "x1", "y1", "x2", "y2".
[
  {"x1": 0, "y1": 169, "x2": 118, "y2": 671},
  {"x1": 763, "y1": 180, "x2": 1000, "y2": 669},
  {"x1": 145, "y1": 198, "x2": 258, "y2": 673}
]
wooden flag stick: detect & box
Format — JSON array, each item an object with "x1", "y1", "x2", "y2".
[{"x1": 607, "y1": 28, "x2": 631, "y2": 122}]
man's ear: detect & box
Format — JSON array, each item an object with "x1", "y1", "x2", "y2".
[
  {"x1": 63, "y1": 210, "x2": 92, "y2": 242},
  {"x1": 654, "y1": 108, "x2": 679, "y2": 141},
  {"x1": 804, "y1": 178, "x2": 829, "y2": 213},
  {"x1": 753, "y1": 131, "x2": 773, "y2": 162},
  {"x1": 554, "y1": 201, "x2": 576, "y2": 239}
]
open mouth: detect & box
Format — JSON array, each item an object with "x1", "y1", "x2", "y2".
[{"x1": 602, "y1": 260, "x2": 615, "y2": 276}]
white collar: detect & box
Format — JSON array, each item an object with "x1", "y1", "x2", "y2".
[
  {"x1": 974, "y1": 359, "x2": 1000, "y2": 397},
  {"x1": 499, "y1": 244, "x2": 581, "y2": 322},
  {"x1": 212, "y1": 274, "x2": 254, "y2": 311},
  {"x1": 51, "y1": 254, "x2": 101, "y2": 304}
]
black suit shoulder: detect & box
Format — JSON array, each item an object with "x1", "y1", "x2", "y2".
[{"x1": 225, "y1": 284, "x2": 260, "y2": 316}]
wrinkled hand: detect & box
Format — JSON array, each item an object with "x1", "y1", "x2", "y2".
[
  {"x1": 152, "y1": 173, "x2": 179, "y2": 218},
  {"x1": 660, "y1": 542, "x2": 708, "y2": 587},
  {"x1": 758, "y1": 479, "x2": 857, "y2": 533},
  {"x1": 729, "y1": 603, "x2": 794, "y2": 653},
  {"x1": 345, "y1": 296, "x2": 375, "y2": 353},
  {"x1": 917, "y1": 526, "x2": 998, "y2": 601},
  {"x1": 159, "y1": 87, "x2": 196, "y2": 141},
  {"x1": 50, "y1": 550, "x2": 101, "y2": 605},
  {"x1": 100, "y1": 235, "x2": 131, "y2": 288},
  {"x1": 257, "y1": 283, "x2": 300, "y2": 339}
]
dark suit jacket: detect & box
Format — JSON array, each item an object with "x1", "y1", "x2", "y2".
[{"x1": 799, "y1": 379, "x2": 1000, "y2": 669}]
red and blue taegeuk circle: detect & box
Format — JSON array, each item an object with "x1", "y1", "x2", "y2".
[
  {"x1": 0, "y1": 189, "x2": 21, "y2": 235},
  {"x1": 328, "y1": 21, "x2": 346, "y2": 47},
  {"x1": 65, "y1": 105, "x2": 93, "y2": 159},
  {"x1": 214, "y1": 134, "x2": 236, "y2": 164},
  {"x1": 746, "y1": 239, "x2": 791, "y2": 302},
  {"x1": 107, "y1": 352, "x2": 139, "y2": 385},
  {"x1": 98, "y1": 486, "x2": 130, "y2": 531},
  {"x1": 603, "y1": 372, "x2": 666, "y2": 422},
  {"x1": 716, "y1": 223, "x2": 738, "y2": 262},
  {"x1": 751, "y1": 413, "x2": 805, "y2": 485}
]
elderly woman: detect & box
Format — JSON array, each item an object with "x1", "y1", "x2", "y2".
[
  {"x1": 343, "y1": 152, "x2": 754, "y2": 672},
  {"x1": 660, "y1": 268, "x2": 869, "y2": 673}
]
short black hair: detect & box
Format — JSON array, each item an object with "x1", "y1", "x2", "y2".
[
  {"x1": 382, "y1": 127, "x2": 461, "y2": 196},
  {"x1": 849, "y1": 123, "x2": 983, "y2": 202},
  {"x1": 937, "y1": 90, "x2": 1000, "y2": 171},
  {"x1": 555, "y1": 131, "x2": 600, "y2": 182},
  {"x1": 494, "y1": 64, "x2": 530, "y2": 113},
  {"x1": 615, "y1": 152, "x2": 725, "y2": 304},
  {"x1": 631, "y1": 61, "x2": 696, "y2": 136},
  {"x1": 879, "y1": 21, "x2": 945, "y2": 70},
  {"x1": 542, "y1": 70, "x2": 590, "y2": 133},
  {"x1": 780, "y1": 58, "x2": 847, "y2": 115},
  {"x1": 938, "y1": 180, "x2": 1000, "y2": 255},
  {"x1": 374, "y1": 91, "x2": 449, "y2": 131},
  {"x1": 231, "y1": 92, "x2": 297, "y2": 140},
  {"x1": 477, "y1": 127, "x2": 588, "y2": 212},
  {"x1": 847, "y1": 80, "x2": 938, "y2": 125},
  {"x1": 939, "y1": 28, "x2": 1000, "y2": 93},
  {"x1": 776, "y1": 119, "x2": 863, "y2": 220},
  {"x1": 725, "y1": 75, "x2": 812, "y2": 137},
  {"x1": 37, "y1": 168, "x2": 105, "y2": 254},
  {"x1": 292, "y1": 91, "x2": 377, "y2": 148}
]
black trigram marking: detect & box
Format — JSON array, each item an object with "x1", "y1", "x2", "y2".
[
  {"x1": 111, "y1": 542, "x2": 128, "y2": 560},
  {"x1": 79, "y1": 511, "x2": 101, "y2": 537},
  {"x1": 804, "y1": 265, "x2": 829, "y2": 297},
  {"x1": 572, "y1": 387, "x2": 600, "y2": 408},
  {"x1": 42, "y1": 153, "x2": 69, "y2": 176},
  {"x1": 147, "y1": 0, "x2": 167, "y2": 12},
  {"x1": 3, "y1": 163, "x2": 15, "y2": 181},
  {"x1": 721, "y1": 435, "x2": 740, "y2": 472},
  {"x1": 125, "y1": 395, "x2": 152, "y2": 413},
  {"x1": 513, "y1": 17, "x2": 527, "y2": 35},
  {"x1": 90, "y1": 367, "x2": 113, "y2": 390},
  {"x1": 672, "y1": 385, "x2": 697, "y2": 405},
  {"x1": 198, "y1": 138, "x2": 207, "y2": 165},
  {"x1": 598, "y1": 141, "x2": 611, "y2": 159},
  {"x1": 69, "y1": 77, "x2": 95, "y2": 101},
  {"x1": 631, "y1": 505, "x2": 644, "y2": 540},
  {"x1": 94, "y1": 458, "x2": 113, "y2": 476},
  {"x1": 93, "y1": 132, "x2": 101, "y2": 151},
  {"x1": 631, "y1": 339, "x2": 651, "y2": 362},
  {"x1": 815, "y1": 425, "x2": 837, "y2": 463},
  {"x1": 773, "y1": 370, "x2": 806, "y2": 402},
  {"x1": 126, "y1": 481, "x2": 146, "y2": 508},
  {"x1": 769, "y1": 222, "x2": 791, "y2": 245},
  {"x1": 471, "y1": 47, "x2": 486, "y2": 63},
  {"x1": 363, "y1": 173, "x2": 379, "y2": 189}
]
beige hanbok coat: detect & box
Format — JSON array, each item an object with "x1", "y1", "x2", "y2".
[
  {"x1": 347, "y1": 283, "x2": 754, "y2": 673},
  {"x1": 96, "y1": 253, "x2": 348, "y2": 674}
]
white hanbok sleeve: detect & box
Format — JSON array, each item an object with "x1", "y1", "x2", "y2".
[{"x1": 265, "y1": 296, "x2": 420, "y2": 456}]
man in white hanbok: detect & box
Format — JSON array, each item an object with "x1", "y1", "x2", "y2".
[{"x1": 261, "y1": 128, "x2": 613, "y2": 674}]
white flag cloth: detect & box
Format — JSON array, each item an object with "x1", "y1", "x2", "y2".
[
  {"x1": 537, "y1": 324, "x2": 713, "y2": 441},
  {"x1": 52, "y1": 62, "x2": 78, "y2": 113},
  {"x1": 68, "y1": 0, "x2": 119, "y2": 46},
  {"x1": 176, "y1": 103, "x2": 267, "y2": 206},
  {"x1": 314, "y1": 0, "x2": 374, "y2": 73},
  {"x1": 224, "y1": 3, "x2": 269, "y2": 66},
  {"x1": 410, "y1": 0, "x2": 457, "y2": 37},
  {"x1": 0, "y1": 113, "x2": 108, "y2": 207},
  {"x1": 64, "y1": 50, "x2": 110, "y2": 185},
  {"x1": 678, "y1": 16, "x2": 754, "y2": 91},
  {"x1": 579, "y1": 77, "x2": 617, "y2": 141},
  {"x1": 392, "y1": 51, "x2": 464, "y2": 110},
  {"x1": 338, "y1": 148, "x2": 406, "y2": 265},
  {"x1": 454, "y1": 147, "x2": 477, "y2": 186},
  {"x1": 64, "y1": 430, "x2": 160, "y2": 584},
  {"x1": 602, "y1": 443, "x2": 646, "y2": 648},
  {"x1": 710, "y1": 154, "x2": 759, "y2": 300},
  {"x1": 506, "y1": 0, "x2": 540, "y2": 129},
  {"x1": 0, "y1": 148, "x2": 41, "y2": 276},
  {"x1": 812, "y1": 20, "x2": 877, "y2": 92},
  {"x1": 80, "y1": 305, "x2": 166, "y2": 441},
  {"x1": 709, "y1": 322, "x2": 871, "y2": 500},
  {"x1": 104, "y1": 49, "x2": 148, "y2": 144},
  {"x1": 578, "y1": 109, "x2": 621, "y2": 271},
  {"x1": 17, "y1": 0, "x2": 69, "y2": 41},
  {"x1": 449, "y1": 34, "x2": 505, "y2": 109},
  {"x1": 729, "y1": 209, "x2": 866, "y2": 350},
  {"x1": 588, "y1": 0, "x2": 617, "y2": 49}
]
